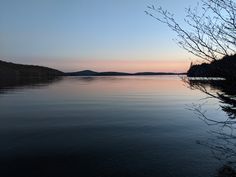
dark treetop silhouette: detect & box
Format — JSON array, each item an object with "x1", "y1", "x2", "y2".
[
  {"x1": 187, "y1": 54, "x2": 236, "y2": 80},
  {"x1": 0, "y1": 60, "x2": 64, "y2": 80}
]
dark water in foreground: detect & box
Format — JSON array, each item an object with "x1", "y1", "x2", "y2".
[{"x1": 0, "y1": 76, "x2": 235, "y2": 177}]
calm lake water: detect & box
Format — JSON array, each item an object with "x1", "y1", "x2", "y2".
[{"x1": 0, "y1": 76, "x2": 235, "y2": 177}]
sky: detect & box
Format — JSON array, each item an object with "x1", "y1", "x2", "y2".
[{"x1": 0, "y1": 0, "x2": 199, "y2": 72}]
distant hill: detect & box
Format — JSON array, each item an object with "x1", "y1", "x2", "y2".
[
  {"x1": 66, "y1": 70, "x2": 99, "y2": 76},
  {"x1": 65, "y1": 70, "x2": 131, "y2": 76},
  {"x1": 66, "y1": 70, "x2": 184, "y2": 76},
  {"x1": 0, "y1": 60, "x2": 64, "y2": 80},
  {"x1": 134, "y1": 72, "x2": 184, "y2": 75}
]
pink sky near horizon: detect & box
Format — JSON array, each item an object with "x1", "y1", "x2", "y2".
[{"x1": 29, "y1": 59, "x2": 190, "y2": 73}]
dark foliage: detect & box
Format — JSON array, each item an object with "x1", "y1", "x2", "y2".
[
  {"x1": 187, "y1": 55, "x2": 236, "y2": 80},
  {"x1": 0, "y1": 60, "x2": 64, "y2": 81}
]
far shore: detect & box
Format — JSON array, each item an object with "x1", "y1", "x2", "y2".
[{"x1": 0, "y1": 60, "x2": 186, "y2": 79}]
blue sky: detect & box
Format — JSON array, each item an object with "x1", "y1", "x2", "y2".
[{"x1": 0, "y1": 0, "x2": 198, "y2": 72}]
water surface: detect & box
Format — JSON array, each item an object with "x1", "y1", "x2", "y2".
[{"x1": 0, "y1": 76, "x2": 233, "y2": 177}]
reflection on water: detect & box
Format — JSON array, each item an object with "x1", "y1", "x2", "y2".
[
  {"x1": 0, "y1": 76, "x2": 234, "y2": 177},
  {"x1": 185, "y1": 78, "x2": 236, "y2": 177},
  {"x1": 0, "y1": 76, "x2": 62, "y2": 94}
]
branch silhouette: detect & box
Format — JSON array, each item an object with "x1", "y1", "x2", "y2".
[{"x1": 146, "y1": 0, "x2": 236, "y2": 62}]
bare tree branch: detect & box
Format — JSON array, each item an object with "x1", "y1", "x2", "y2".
[{"x1": 146, "y1": 0, "x2": 236, "y2": 62}]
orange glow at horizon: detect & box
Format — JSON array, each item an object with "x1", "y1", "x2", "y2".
[{"x1": 48, "y1": 59, "x2": 190, "y2": 73}]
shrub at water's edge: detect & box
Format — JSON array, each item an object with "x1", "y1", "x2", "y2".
[{"x1": 187, "y1": 55, "x2": 236, "y2": 80}]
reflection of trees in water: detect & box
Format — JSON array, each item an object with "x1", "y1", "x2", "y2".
[
  {"x1": 184, "y1": 78, "x2": 236, "y2": 177},
  {"x1": 185, "y1": 79, "x2": 236, "y2": 119},
  {"x1": 0, "y1": 76, "x2": 62, "y2": 94}
]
